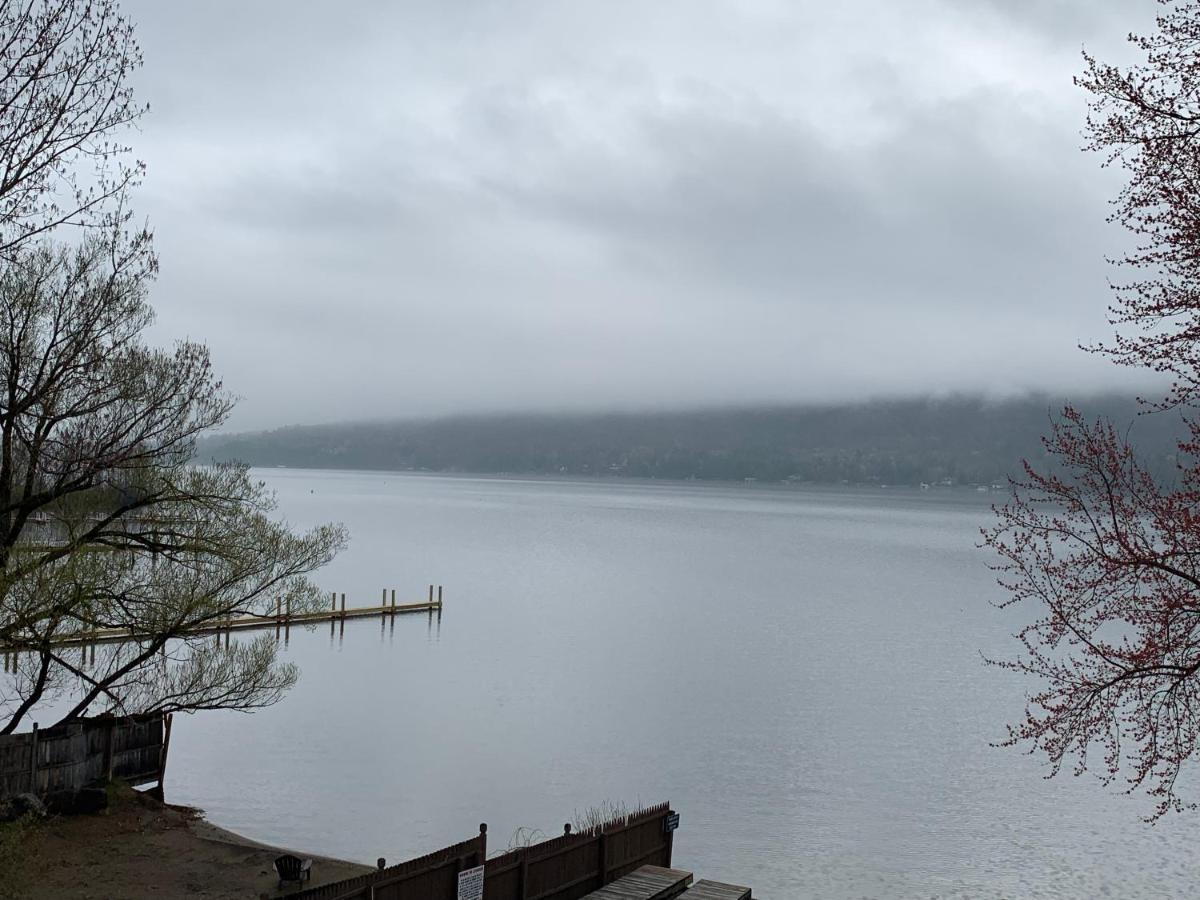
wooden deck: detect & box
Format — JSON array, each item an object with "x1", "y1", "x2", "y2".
[
  {"x1": 583, "y1": 866, "x2": 693, "y2": 899},
  {"x1": 678, "y1": 880, "x2": 751, "y2": 899}
]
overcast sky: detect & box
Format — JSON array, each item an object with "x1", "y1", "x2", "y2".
[{"x1": 120, "y1": 0, "x2": 1152, "y2": 430}]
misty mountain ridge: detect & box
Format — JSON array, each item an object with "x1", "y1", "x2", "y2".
[{"x1": 195, "y1": 393, "x2": 1191, "y2": 487}]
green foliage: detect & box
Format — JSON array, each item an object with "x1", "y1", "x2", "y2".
[{"x1": 0, "y1": 13, "x2": 347, "y2": 730}]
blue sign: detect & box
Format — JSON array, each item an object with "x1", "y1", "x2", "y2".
[{"x1": 664, "y1": 812, "x2": 680, "y2": 833}]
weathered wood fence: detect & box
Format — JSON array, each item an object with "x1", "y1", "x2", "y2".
[
  {"x1": 297, "y1": 803, "x2": 675, "y2": 900},
  {"x1": 0, "y1": 712, "x2": 171, "y2": 803},
  {"x1": 485, "y1": 803, "x2": 675, "y2": 900},
  {"x1": 296, "y1": 829, "x2": 488, "y2": 900}
]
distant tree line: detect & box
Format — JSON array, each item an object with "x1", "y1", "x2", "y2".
[{"x1": 198, "y1": 394, "x2": 1187, "y2": 487}]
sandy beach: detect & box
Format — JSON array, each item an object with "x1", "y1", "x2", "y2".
[{"x1": 1, "y1": 786, "x2": 372, "y2": 899}]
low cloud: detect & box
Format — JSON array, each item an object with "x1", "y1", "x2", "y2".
[{"x1": 123, "y1": 0, "x2": 1153, "y2": 428}]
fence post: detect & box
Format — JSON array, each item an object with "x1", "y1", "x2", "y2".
[
  {"x1": 157, "y1": 713, "x2": 173, "y2": 800},
  {"x1": 103, "y1": 718, "x2": 115, "y2": 781},
  {"x1": 28, "y1": 722, "x2": 38, "y2": 793},
  {"x1": 479, "y1": 822, "x2": 487, "y2": 866},
  {"x1": 665, "y1": 809, "x2": 675, "y2": 867},
  {"x1": 519, "y1": 853, "x2": 529, "y2": 900},
  {"x1": 598, "y1": 829, "x2": 608, "y2": 887}
]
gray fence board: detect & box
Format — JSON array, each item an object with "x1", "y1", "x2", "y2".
[{"x1": 0, "y1": 713, "x2": 169, "y2": 802}]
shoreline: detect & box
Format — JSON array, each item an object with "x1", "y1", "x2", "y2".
[{"x1": 2, "y1": 786, "x2": 373, "y2": 899}]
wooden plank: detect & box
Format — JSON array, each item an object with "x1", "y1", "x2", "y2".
[
  {"x1": 678, "y1": 881, "x2": 751, "y2": 900},
  {"x1": 582, "y1": 865, "x2": 692, "y2": 900}
]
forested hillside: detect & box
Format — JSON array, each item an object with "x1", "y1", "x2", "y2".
[{"x1": 198, "y1": 395, "x2": 1188, "y2": 486}]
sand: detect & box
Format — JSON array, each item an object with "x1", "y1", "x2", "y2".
[{"x1": 1, "y1": 786, "x2": 373, "y2": 899}]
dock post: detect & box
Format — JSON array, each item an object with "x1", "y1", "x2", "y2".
[
  {"x1": 331, "y1": 591, "x2": 336, "y2": 614},
  {"x1": 391, "y1": 589, "x2": 396, "y2": 612},
  {"x1": 340, "y1": 593, "x2": 346, "y2": 617},
  {"x1": 438, "y1": 585, "x2": 443, "y2": 606},
  {"x1": 428, "y1": 584, "x2": 433, "y2": 606},
  {"x1": 381, "y1": 588, "x2": 386, "y2": 610}
]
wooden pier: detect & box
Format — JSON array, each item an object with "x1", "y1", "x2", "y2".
[
  {"x1": 582, "y1": 866, "x2": 694, "y2": 899},
  {"x1": 580, "y1": 868, "x2": 752, "y2": 900},
  {"x1": 0, "y1": 584, "x2": 444, "y2": 655},
  {"x1": 676, "y1": 881, "x2": 752, "y2": 900}
]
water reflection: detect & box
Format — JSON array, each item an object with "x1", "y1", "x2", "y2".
[{"x1": 156, "y1": 471, "x2": 1200, "y2": 900}]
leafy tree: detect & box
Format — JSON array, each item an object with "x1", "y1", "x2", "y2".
[
  {"x1": 985, "y1": 0, "x2": 1200, "y2": 818},
  {"x1": 0, "y1": 0, "x2": 146, "y2": 256},
  {"x1": 0, "y1": 1, "x2": 346, "y2": 733}
]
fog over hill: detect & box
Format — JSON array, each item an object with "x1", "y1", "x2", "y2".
[{"x1": 197, "y1": 394, "x2": 1189, "y2": 487}]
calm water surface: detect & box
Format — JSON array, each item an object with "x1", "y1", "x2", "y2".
[{"x1": 164, "y1": 470, "x2": 1200, "y2": 899}]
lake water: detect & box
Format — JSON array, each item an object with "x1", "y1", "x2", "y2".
[{"x1": 161, "y1": 469, "x2": 1200, "y2": 899}]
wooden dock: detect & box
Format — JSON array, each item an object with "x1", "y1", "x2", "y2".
[
  {"x1": 583, "y1": 866, "x2": 694, "y2": 899},
  {"x1": 0, "y1": 585, "x2": 444, "y2": 654},
  {"x1": 678, "y1": 881, "x2": 752, "y2": 900}
]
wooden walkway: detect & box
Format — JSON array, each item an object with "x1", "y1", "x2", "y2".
[
  {"x1": 583, "y1": 866, "x2": 693, "y2": 899},
  {"x1": 678, "y1": 881, "x2": 751, "y2": 900},
  {"x1": 0, "y1": 587, "x2": 444, "y2": 652}
]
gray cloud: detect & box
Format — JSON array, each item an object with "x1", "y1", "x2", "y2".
[{"x1": 118, "y1": 0, "x2": 1154, "y2": 428}]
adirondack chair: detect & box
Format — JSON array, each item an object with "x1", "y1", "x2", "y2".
[{"x1": 274, "y1": 854, "x2": 312, "y2": 888}]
